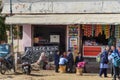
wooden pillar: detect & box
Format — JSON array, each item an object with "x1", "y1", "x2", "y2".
[{"x1": 79, "y1": 25, "x2": 83, "y2": 55}]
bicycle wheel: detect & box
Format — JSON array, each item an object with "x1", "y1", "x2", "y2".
[{"x1": 0, "y1": 62, "x2": 7, "y2": 75}]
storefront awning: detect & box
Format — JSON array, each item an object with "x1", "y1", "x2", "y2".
[{"x1": 5, "y1": 14, "x2": 120, "y2": 25}]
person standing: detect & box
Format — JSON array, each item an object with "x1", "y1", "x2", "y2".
[
  {"x1": 54, "y1": 50, "x2": 60, "y2": 73},
  {"x1": 117, "y1": 45, "x2": 120, "y2": 56},
  {"x1": 99, "y1": 46, "x2": 109, "y2": 77},
  {"x1": 108, "y1": 45, "x2": 120, "y2": 80},
  {"x1": 109, "y1": 50, "x2": 114, "y2": 77},
  {"x1": 66, "y1": 49, "x2": 74, "y2": 73}
]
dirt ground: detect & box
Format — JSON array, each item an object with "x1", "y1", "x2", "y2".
[{"x1": 0, "y1": 70, "x2": 114, "y2": 80}]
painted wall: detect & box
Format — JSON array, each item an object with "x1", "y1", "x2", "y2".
[
  {"x1": 2, "y1": 0, "x2": 120, "y2": 14},
  {"x1": 22, "y1": 25, "x2": 32, "y2": 51}
]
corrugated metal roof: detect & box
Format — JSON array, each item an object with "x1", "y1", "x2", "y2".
[{"x1": 5, "y1": 14, "x2": 120, "y2": 25}]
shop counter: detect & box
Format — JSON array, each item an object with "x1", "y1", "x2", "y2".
[{"x1": 83, "y1": 46, "x2": 102, "y2": 57}]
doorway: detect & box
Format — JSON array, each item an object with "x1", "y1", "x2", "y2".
[{"x1": 33, "y1": 25, "x2": 66, "y2": 53}]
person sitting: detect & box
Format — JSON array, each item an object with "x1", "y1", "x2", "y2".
[
  {"x1": 75, "y1": 52, "x2": 87, "y2": 73},
  {"x1": 59, "y1": 55, "x2": 68, "y2": 73},
  {"x1": 59, "y1": 55, "x2": 68, "y2": 65},
  {"x1": 36, "y1": 52, "x2": 48, "y2": 70},
  {"x1": 75, "y1": 52, "x2": 84, "y2": 67}
]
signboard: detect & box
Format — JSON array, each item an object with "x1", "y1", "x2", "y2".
[
  {"x1": 67, "y1": 25, "x2": 79, "y2": 54},
  {"x1": 83, "y1": 46, "x2": 101, "y2": 57},
  {"x1": 22, "y1": 46, "x2": 59, "y2": 63},
  {"x1": 70, "y1": 38, "x2": 78, "y2": 47}
]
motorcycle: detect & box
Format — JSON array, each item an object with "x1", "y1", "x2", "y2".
[
  {"x1": 21, "y1": 57, "x2": 31, "y2": 75},
  {"x1": 0, "y1": 57, "x2": 7, "y2": 74},
  {"x1": 0, "y1": 44, "x2": 15, "y2": 75},
  {"x1": 0, "y1": 54, "x2": 15, "y2": 74}
]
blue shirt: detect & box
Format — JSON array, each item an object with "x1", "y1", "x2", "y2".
[
  {"x1": 59, "y1": 57, "x2": 68, "y2": 65},
  {"x1": 108, "y1": 49, "x2": 118, "y2": 64}
]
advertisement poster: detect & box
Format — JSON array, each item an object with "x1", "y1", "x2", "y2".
[
  {"x1": 70, "y1": 37, "x2": 78, "y2": 47},
  {"x1": 50, "y1": 35, "x2": 60, "y2": 43}
]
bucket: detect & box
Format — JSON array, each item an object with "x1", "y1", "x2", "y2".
[
  {"x1": 59, "y1": 65, "x2": 66, "y2": 73},
  {"x1": 76, "y1": 67, "x2": 83, "y2": 75}
]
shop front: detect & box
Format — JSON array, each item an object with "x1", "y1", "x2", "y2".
[
  {"x1": 81, "y1": 25, "x2": 115, "y2": 57},
  {"x1": 5, "y1": 14, "x2": 120, "y2": 58},
  {"x1": 3, "y1": 0, "x2": 120, "y2": 72},
  {"x1": 66, "y1": 24, "x2": 116, "y2": 58}
]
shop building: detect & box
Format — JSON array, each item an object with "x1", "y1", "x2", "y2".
[{"x1": 2, "y1": 0, "x2": 120, "y2": 57}]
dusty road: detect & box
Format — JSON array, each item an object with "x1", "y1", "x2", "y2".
[{"x1": 0, "y1": 70, "x2": 113, "y2": 80}]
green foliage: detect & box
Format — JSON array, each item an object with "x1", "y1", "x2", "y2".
[{"x1": 0, "y1": 16, "x2": 7, "y2": 42}]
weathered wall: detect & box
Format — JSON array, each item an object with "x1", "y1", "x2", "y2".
[{"x1": 2, "y1": 0, "x2": 120, "y2": 14}]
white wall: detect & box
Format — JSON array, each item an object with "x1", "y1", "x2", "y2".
[
  {"x1": 2, "y1": 0, "x2": 120, "y2": 14},
  {"x1": 13, "y1": 39, "x2": 24, "y2": 52}
]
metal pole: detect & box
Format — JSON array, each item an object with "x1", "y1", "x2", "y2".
[
  {"x1": 10, "y1": 0, "x2": 16, "y2": 73},
  {"x1": 10, "y1": 0, "x2": 12, "y2": 15},
  {"x1": 10, "y1": 0, "x2": 13, "y2": 49},
  {"x1": 10, "y1": 0, "x2": 13, "y2": 45}
]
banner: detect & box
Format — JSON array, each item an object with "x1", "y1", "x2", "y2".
[
  {"x1": 83, "y1": 24, "x2": 110, "y2": 39},
  {"x1": 83, "y1": 25, "x2": 92, "y2": 37},
  {"x1": 68, "y1": 25, "x2": 79, "y2": 37},
  {"x1": 95, "y1": 25, "x2": 102, "y2": 37},
  {"x1": 105, "y1": 25, "x2": 110, "y2": 39}
]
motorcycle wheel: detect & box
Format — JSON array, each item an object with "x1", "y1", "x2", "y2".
[
  {"x1": 0, "y1": 62, "x2": 7, "y2": 75},
  {"x1": 26, "y1": 67, "x2": 31, "y2": 75},
  {"x1": 25, "y1": 66, "x2": 31, "y2": 75},
  {"x1": 22, "y1": 66, "x2": 31, "y2": 75}
]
